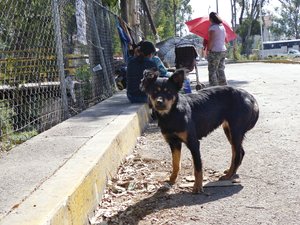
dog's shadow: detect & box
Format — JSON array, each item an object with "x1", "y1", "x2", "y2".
[{"x1": 106, "y1": 184, "x2": 243, "y2": 224}]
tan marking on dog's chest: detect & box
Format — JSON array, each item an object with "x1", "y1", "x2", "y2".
[{"x1": 174, "y1": 131, "x2": 188, "y2": 143}]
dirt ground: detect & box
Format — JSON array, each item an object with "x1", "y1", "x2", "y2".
[{"x1": 90, "y1": 63, "x2": 300, "y2": 225}]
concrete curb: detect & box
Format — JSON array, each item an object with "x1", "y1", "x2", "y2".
[{"x1": 0, "y1": 97, "x2": 150, "y2": 225}]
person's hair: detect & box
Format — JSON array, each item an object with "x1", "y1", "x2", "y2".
[
  {"x1": 139, "y1": 40, "x2": 156, "y2": 56},
  {"x1": 209, "y1": 12, "x2": 223, "y2": 24}
]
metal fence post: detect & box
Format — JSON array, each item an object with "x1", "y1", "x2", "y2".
[
  {"x1": 88, "y1": 1, "x2": 110, "y2": 95},
  {"x1": 52, "y1": 0, "x2": 69, "y2": 119}
]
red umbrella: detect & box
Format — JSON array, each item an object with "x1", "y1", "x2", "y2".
[{"x1": 185, "y1": 16, "x2": 237, "y2": 42}]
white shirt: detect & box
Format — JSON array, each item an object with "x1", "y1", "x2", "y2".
[{"x1": 209, "y1": 24, "x2": 226, "y2": 52}]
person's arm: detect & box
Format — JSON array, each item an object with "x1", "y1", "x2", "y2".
[
  {"x1": 208, "y1": 29, "x2": 215, "y2": 51},
  {"x1": 151, "y1": 56, "x2": 167, "y2": 76},
  {"x1": 202, "y1": 39, "x2": 208, "y2": 57}
]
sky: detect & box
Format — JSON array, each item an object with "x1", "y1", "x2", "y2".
[
  {"x1": 189, "y1": 0, "x2": 281, "y2": 24},
  {"x1": 189, "y1": 0, "x2": 232, "y2": 22}
]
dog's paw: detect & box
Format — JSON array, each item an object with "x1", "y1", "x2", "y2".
[
  {"x1": 220, "y1": 169, "x2": 237, "y2": 180},
  {"x1": 162, "y1": 182, "x2": 173, "y2": 190},
  {"x1": 168, "y1": 174, "x2": 178, "y2": 185},
  {"x1": 166, "y1": 179, "x2": 176, "y2": 185},
  {"x1": 192, "y1": 185, "x2": 204, "y2": 194},
  {"x1": 219, "y1": 174, "x2": 232, "y2": 180}
]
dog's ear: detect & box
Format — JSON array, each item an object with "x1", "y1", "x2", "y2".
[
  {"x1": 140, "y1": 67, "x2": 159, "y2": 92},
  {"x1": 168, "y1": 68, "x2": 186, "y2": 91}
]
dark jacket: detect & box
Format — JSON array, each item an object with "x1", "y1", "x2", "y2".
[{"x1": 126, "y1": 56, "x2": 157, "y2": 97}]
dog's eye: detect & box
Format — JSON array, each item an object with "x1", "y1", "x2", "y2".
[{"x1": 162, "y1": 88, "x2": 172, "y2": 94}]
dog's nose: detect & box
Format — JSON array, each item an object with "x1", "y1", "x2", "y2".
[{"x1": 156, "y1": 97, "x2": 164, "y2": 106}]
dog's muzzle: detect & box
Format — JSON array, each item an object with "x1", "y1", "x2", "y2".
[{"x1": 154, "y1": 96, "x2": 166, "y2": 110}]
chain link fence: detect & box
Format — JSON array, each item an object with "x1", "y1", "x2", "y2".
[{"x1": 0, "y1": 0, "x2": 128, "y2": 151}]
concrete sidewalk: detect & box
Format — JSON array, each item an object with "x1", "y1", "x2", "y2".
[{"x1": 0, "y1": 91, "x2": 150, "y2": 225}]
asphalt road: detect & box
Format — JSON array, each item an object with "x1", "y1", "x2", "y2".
[{"x1": 95, "y1": 62, "x2": 300, "y2": 224}]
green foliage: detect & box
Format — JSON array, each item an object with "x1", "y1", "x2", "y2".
[
  {"x1": 9, "y1": 130, "x2": 38, "y2": 145},
  {"x1": 112, "y1": 29, "x2": 123, "y2": 56},
  {"x1": 155, "y1": 4, "x2": 174, "y2": 39},
  {"x1": 237, "y1": 19, "x2": 261, "y2": 37},
  {"x1": 227, "y1": 43, "x2": 245, "y2": 60},
  {"x1": 141, "y1": 0, "x2": 192, "y2": 40},
  {"x1": 0, "y1": 100, "x2": 38, "y2": 151},
  {"x1": 102, "y1": 0, "x2": 119, "y2": 8},
  {"x1": 236, "y1": 18, "x2": 261, "y2": 55},
  {"x1": 154, "y1": 1, "x2": 174, "y2": 39},
  {"x1": 75, "y1": 65, "x2": 93, "y2": 100},
  {"x1": 249, "y1": 53, "x2": 259, "y2": 60},
  {"x1": 75, "y1": 64, "x2": 92, "y2": 82},
  {"x1": 176, "y1": 0, "x2": 192, "y2": 36},
  {"x1": 234, "y1": 0, "x2": 267, "y2": 56},
  {"x1": 0, "y1": 100, "x2": 15, "y2": 138},
  {"x1": 62, "y1": 1, "x2": 77, "y2": 43},
  {"x1": 269, "y1": 0, "x2": 300, "y2": 39},
  {"x1": 112, "y1": 0, "x2": 193, "y2": 41},
  {"x1": 0, "y1": 0, "x2": 54, "y2": 50}
]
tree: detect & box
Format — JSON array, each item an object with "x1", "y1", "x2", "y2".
[
  {"x1": 104, "y1": 0, "x2": 192, "y2": 42},
  {"x1": 230, "y1": 0, "x2": 238, "y2": 29},
  {"x1": 235, "y1": 0, "x2": 268, "y2": 56},
  {"x1": 0, "y1": 0, "x2": 55, "y2": 50},
  {"x1": 177, "y1": 0, "x2": 192, "y2": 37},
  {"x1": 270, "y1": 0, "x2": 300, "y2": 39},
  {"x1": 140, "y1": 0, "x2": 192, "y2": 41},
  {"x1": 230, "y1": 0, "x2": 239, "y2": 59},
  {"x1": 152, "y1": 0, "x2": 176, "y2": 39}
]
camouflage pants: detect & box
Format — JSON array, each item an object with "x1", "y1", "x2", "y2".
[{"x1": 207, "y1": 51, "x2": 227, "y2": 86}]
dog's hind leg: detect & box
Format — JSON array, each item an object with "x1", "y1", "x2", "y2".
[
  {"x1": 222, "y1": 121, "x2": 233, "y2": 175},
  {"x1": 220, "y1": 132, "x2": 245, "y2": 180},
  {"x1": 222, "y1": 121, "x2": 232, "y2": 144}
]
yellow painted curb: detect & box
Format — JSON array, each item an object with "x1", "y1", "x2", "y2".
[{"x1": 0, "y1": 104, "x2": 150, "y2": 225}]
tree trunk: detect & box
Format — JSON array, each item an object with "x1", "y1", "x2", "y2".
[
  {"x1": 120, "y1": 0, "x2": 128, "y2": 23},
  {"x1": 230, "y1": 0, "x2": 238, "y2": 60}
]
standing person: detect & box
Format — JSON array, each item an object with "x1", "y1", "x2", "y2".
[
  {"x1": 126, "y1": 40, "x2": 158, "y2": 103},
  {"x1": 207, "y1": 12, "x2": 227, "y2": 86}
]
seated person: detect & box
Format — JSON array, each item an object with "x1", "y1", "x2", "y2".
[
  {"x1": 152, "y1": 52, "x2": 191, "y2": 93},
  {"x1": 127, "y1": 43, "x2": 140, "y2": 62},
  {"x1": 126, "y1": 40, "x2": 158, "y2": 103},
  {"x1": 129, "y1": 42, "x2": 170, "y2": 77}
]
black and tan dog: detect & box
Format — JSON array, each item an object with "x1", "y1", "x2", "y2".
[{"x1": 140, "y1": 68, "x2": 259, "y2": 193}]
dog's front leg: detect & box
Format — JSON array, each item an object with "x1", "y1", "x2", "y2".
[
  {"x1": 187, "y1": 139, "x2": 203, "y2": 193},
  {"x1": 168, "y1": 141, "x2": 182, "y2": 184},
  {"x1": 164, "y1": 134, "x2": 182, "y2": 184}
]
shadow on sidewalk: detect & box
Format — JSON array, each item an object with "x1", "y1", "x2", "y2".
[
  {"x1": 107, "y1": 184, "x2": 243, "y2": 224},
  {"x1": 227, "y1": 80, "x2": 249, "y2": 87}
]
